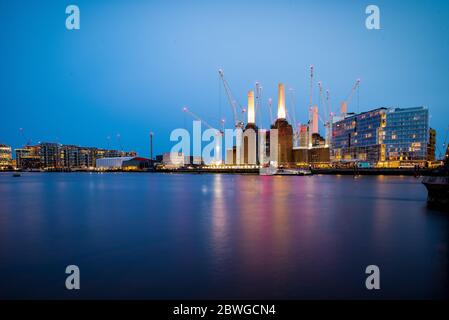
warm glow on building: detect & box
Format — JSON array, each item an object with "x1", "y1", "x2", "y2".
[
  {"x1": 277, "y1": 83, "x2": 286, "y2": 119},
  {"x1": 247, "y1": 90, "x2": 255, "y2": 124},
  {"x1": 312, "y1": 106, "x2": 318, "y2": 134}
]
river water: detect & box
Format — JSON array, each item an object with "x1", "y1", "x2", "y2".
[{"x1": 0, "y1": 172, "x2": 448, "y2": 299}]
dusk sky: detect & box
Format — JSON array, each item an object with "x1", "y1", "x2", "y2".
[{"x1": 1, "y1": 0, "x2": 448, "y2": 157}]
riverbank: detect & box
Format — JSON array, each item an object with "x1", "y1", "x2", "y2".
[{"x1": 1, "y1": 167, "x2": 443, "y2": 176}]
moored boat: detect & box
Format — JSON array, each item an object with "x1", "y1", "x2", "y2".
[
  {"x1": 422, "y1": 145, "x2": 449, "y2": 210},
  {"x1": 422, "y1": 176, "x2": 449, "y2": 209},
  {"x1": 260, "y1": 164, "x2": 312, "y2": 176}
]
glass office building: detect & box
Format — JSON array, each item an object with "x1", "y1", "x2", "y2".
[
  {"x1": 331, "y1": 108, "x2": 386, "y2": 165},
  {"x1": 382, "y1": 107, "x2": 429, "y2": 163},
  {"x1": 331, "y1": 106, "x2": 431, "y2": 167},
  {"x1": 0, "y1": 144, "x2": 12, "y2": 168}
]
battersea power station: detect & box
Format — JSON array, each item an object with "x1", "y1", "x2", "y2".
[
  {"x1": 226, "y1": 83, "x2": 329, "y2": 168},
  {"x1": 222, "y1": 80, "x2": 434, "y2": 169},
  {"x1": 176, "y1": 69, "x2": 437, "y2": 169}
]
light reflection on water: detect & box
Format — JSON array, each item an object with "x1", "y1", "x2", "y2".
[{"x1": 0, "y1": 172, "x2": 448, "y2": 299}]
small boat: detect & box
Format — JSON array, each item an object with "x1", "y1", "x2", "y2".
[
  {"x1": 260, "y1": 164, "x2": 312, "y2": 176},
  {"x1": 276, "y1": 168, "x2": 313, "y2": 176},
  {"x1": 12, "y1": 172, "x2": 21, "y2": 177},
  {"x1": 422, "y1": 176, "x2": 449, "y2": 209},
  {"x1": 422, "y1": 145, "x2": 449, "y2": 210}
]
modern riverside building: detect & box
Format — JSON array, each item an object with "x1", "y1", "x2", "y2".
[
  {"x1": 331, "y1": 106, "x2": 433, "y2": 167},
  {"x1": 39, "y1": 142, "x2": 60, "y2": 169},
  {"x1": 332, "y1": 108, "x2": 386, "y2": 165},
  {"x1": 382, "y1": 107, "x2": 429, "y2": 165},
  {"x1": 60, "y1": 144, "x2": 82, "y2": 168},
  {"x1": 0, "y1": 144, "x2": 12, "y2": 169},
  {"x1": 95, "y1": 157, "x2": 134, "y2": 170},
  {"x1": 15, "y1": 146, "x2": 41, "y2": 169},
  {"x1": 122, "y1": 157, "x2": 153, "y2": 171}
]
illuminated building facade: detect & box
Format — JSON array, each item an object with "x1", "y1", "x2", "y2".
[
  {"x1": 382, "y1": 107, "x2": 429, "y2": 164},
  {"x1": 96, "y1": 157, "x2": 134, "y2": 169},
  {"x1": 331, "y1": 106, "x2": 431, "y2": 166},
  {"x1": 332, "y1": 108, "x2": 385, "y2": 165},
  {"x1": 243, "y1": 90, "x2": 258, "y2": 165},
  {"x1": 0, "y1": 144, "x2": 12, "y2": 169},
  {"x1": 428, "y1": 128, "x2": 436, "y2": 162},
  {"x1": 60, "y1": 145, "x2": 81, "y2": 168},
  {"x1": 15, "y1": 143, "x2": 136, "y2": 170},
  {"x1": 15, "y1": 146, "x2": 41, "y2": 169},
  {"x1": 271, "y1": 83, "x2": 293, "y2": 165},
  {"x1": 299, "y1": 124, "x2": 309, "y2": 148},
  {"x1": 39, "y1": 142, "x2": 60, "y2": 169}
]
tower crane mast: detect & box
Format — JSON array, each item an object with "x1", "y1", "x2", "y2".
[
  {"x1": 308, "y1": 65, "x2": 314, "y2": 148},
  {"x1": 255, "y1": 82, "x2": 263, "y2": 128},
  {"x1": 218, "y1": 69, "x2": 244, "y2": 129},
  {"x1": 267, "y1": 98, "x2": 273, "y2": 125},
  {"x1": 183, "y1": 107, "x2": 220, "y2": 132},
  {"x1": 341, "y1": 79, "x2": 361, "y2": 116}
]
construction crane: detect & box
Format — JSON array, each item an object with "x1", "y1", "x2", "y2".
[
  {"x1": 288, "y1": 87, "x2": 298, "y2": 129},
  {"x1": 308, "y1": 65, "x2": 314, "y2": 148},
  {"x1": 182, "y1": 106, "x2": 223, "y2": 165},
  {"x1": 326, "y1": 90, "x2": 334, "y2": 147},
  {"x1": 317, "y1": 81, "x2": 326, "y2": 124},
  {"x1": 182, "y1": 106, "x2": 222, "y2": 134},
  {"x1": 309, "y1": 65, "x2": 314, "y2": 109},
  {"x1": 318, "y1": 82, "x2": 331, "y2": 146},
  {"x1": 255, "y1": 82, "x2": 263, "y2": 129},
  {"x1": 218, "y1": 69, "x2": 245, "y2": 129},
  {"x1": 287, "y1": 87, "x2": 300, "y2": 147},
  {"x1": 116, "y1": 133, "x2": 123, "y2": 151},
  {"x1": 326, "y1": 89, "x2": 332, "y2": 116},
  {"x1": 267, "y1": 98, "x2": 274, "y2": 125},
  {"x1": 341, "y1": 79, "x2": 361, "y2": 116},
  {"x1": 438, "y1": 125, "x2": 449, "y2": 160},
  {"x1": 19, "y1": 127, "x2": 32, "y2": 146}
]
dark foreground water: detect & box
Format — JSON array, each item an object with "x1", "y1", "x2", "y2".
[{"x1": 0, "y1": 172, "x2": 448, "y2": 299}]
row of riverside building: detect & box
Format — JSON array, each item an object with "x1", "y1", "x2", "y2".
[
  {"x1": 0, "y1": 142, "x2": 137, "y2": 170},
  {"x1": 0, "y1": 105, "x2": 439, "y2": 170}
]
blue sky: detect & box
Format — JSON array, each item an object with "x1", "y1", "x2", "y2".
[{"x1": 1, "y1": 0, "x2": 449, "y2": 157}]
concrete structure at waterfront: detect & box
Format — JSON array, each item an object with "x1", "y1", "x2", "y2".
[
  {"x1": 122, "y1": 157, "x2": 153, "y2": 170},
  {"x1": 243, "y1": 90, "x2": 258, "y2": 165},
  {"x1": 96, "y1": 157, "x2": 133, "y2": 169},
  {"x1": 331, "y1": 106, "x2": 434, "y2": 167},
  {"x1": 162, "y1": 152, "x2": 185, "y2": 168}
]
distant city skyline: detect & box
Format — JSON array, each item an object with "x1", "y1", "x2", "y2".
[{"x1": 1, "y1": 0, "x2": 449, "y2": 157}]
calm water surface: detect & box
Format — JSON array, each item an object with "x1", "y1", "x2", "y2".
[{"x1": 0, "y1": 172, "x2": 448, "y2": 299}]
